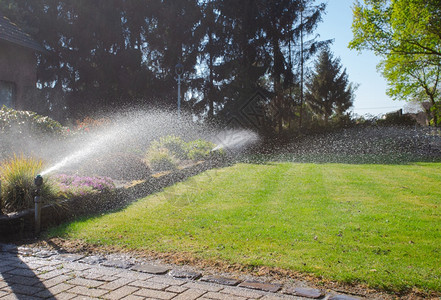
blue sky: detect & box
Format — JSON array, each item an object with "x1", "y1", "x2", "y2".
[{"x1": 315, "y1": 0, "x2": 404, "y2": 117}]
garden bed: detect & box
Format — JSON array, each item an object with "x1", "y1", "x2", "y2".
[{"x1": 0, "y1": 159, "x2": 223, "y2": 242}]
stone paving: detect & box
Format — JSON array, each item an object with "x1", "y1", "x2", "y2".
[{"x1": 0, "y1": 243, "x2": 365, "y2": 300}]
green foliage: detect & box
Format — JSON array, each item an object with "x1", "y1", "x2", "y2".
[
  {"x1": 429, "y1": 105, "x2": 441, "y2": 126},
  {"x1": 145, "y1": 135, "x2": 224, "y2": 171},
  {"x1": 381, "y1": 55, "x2": 440, "y2": 98},
  {"x1": 381, "y1": 55, "x2": 441, "y2": 125},
  {"x1": 148, "y1": 135, "x2": 188, "y2": 160},
  {"x1": 185, "y1": 139, "x2": 215, "y2": 161},
  {"x1": 0, "y1": 107, "x2": 67, "y2": 160},
  {"x1": 350, "y1": 0, "x2": 441, "y2": 57},
  {"x1": 147, "y1": 135, "x2": 221, "y2": 161},
  {"x1": 2, "y1": 0, "x2": 327, "y2": 131},
  {"x1": 350, "y1": 0, "x2": 441, "y2": 126},
  {"x1": 0, "y1": 106, "x2": 65, "y2": 137},
  {"x1": 305, "y1": 49, "x2": 356, "y2": 124},
  {"x1": 0, "y1": 154, "x2": 58, "y2": 213},
  {"x1": 146, "y1": 148, "x2": 178, "y2": 172},
  {"x1": 377, "y1": 110, "x2": 417, "y2": 127}
]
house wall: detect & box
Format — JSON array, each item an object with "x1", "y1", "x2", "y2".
[{"x1": 0, "y1": 40, "x2": 37, "y2": 109}]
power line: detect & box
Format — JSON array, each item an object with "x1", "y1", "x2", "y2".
[{"x1": 354, "y1": 106, "x2": 402, "y2": 110}]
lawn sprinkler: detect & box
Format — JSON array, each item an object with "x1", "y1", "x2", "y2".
[
  {"x1": 34, "y1": 175, "x2": 43, "y2": 235},
  {"x1": 210, "y1": 144, "x2": 224, "y2": 155},
  {"x1": 208, "y1": 145, "x2": 226, "y2": 166},
  {"x1": 0, "y1": 179, "x2": 2, "y2": 215}
]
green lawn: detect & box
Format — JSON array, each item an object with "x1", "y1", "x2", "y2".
[{"x1": 49, "y1": 162, "x2": 441, "y2": 293}]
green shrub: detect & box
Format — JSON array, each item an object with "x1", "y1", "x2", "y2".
[
  {"x1": 148, "y1": 135, "x2": 187, "y2": 160},
  {"x1": 146, "y1": 148, "x2": 178, "y2": 172},
  {"x1": 0, "y1": 154, "x2": 59, "y2": 213},
  {"x1": 0, "y1": 106, "x2": 66, "y2": 137},
  {"x1": 146, "y1": 135, "x2": 224, "y2": 168},
  {"x1": 208, "y1": 146, "x2": 226, "y2": 161},
  {"x1": 185, "y1": 139, "x2": 215, "y2": 161},
  {"x1": 0, "y1": 107, "x2": 67, "y2": 160},
  {"x1": 377, "y1": 112, "x2": 417, "y2": 126}
]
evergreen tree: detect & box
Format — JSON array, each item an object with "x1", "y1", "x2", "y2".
[
  {"x1": 1, "y1": 0, "x2": 330, "y2": 130},
  {"x1": 1, "y1": 0, "x2": 157, "y2": 117},
  {"x1": 215, "y1": 0, "x2": 329, "y2": 133},
  {"x1": 190, "y1": 0, "x2": 226, "y2": 120},
  {"x1": 305, "y1": 49, "x2": 355, "y2": 124}
]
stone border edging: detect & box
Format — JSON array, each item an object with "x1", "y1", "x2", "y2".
[{"x1": 0, "y1": 242, "x2": 363, "y2": 300}]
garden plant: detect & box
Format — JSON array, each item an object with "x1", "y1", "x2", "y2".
[
  {"x1": 0, "y1": 154, "x2": 117, "y2": 215},
  {"x1": 0, "y1": 154, "x2": 58, "y2": 213},
  {"x1": 1, "y1": 107, "x2": 440, "y2": 298},
  {"x1": 145, "y1": 135, "x2": 222, "y2": 172}
]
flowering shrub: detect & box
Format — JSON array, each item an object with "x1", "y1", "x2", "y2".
[
  {"x1": 72, "y1": 116, "x2": 111, "y2": 134},
  {"x1": 53, "y1": 174, "x2": 115, "y2": 197}
]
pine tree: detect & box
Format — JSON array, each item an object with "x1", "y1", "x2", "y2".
[
  {"x1": 2, "y1": 0, "x2": 330, "y2": 127},
  {"x1": 305, "y1": 49, "x2": 355, "y2": 124}
]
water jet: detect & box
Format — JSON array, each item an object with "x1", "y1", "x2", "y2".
[{"x1": 211, "y1": 129, "x2": 259, "y2": 152}]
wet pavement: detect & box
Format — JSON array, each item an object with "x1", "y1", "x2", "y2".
[{"x1": 0, "y1": 243, "x2": 366, "y2": 299}]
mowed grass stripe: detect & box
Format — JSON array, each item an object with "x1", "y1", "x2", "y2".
[{"x1": 49, "y1": 162, "x2": 441, "y2": 293}]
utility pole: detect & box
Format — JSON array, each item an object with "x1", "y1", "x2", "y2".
[
  {"x1": 175, "y1": 62, "x2": 184, "y2": 118},
  {"x1": 299, "y1": 1, "x2": 304, "y2": 129}
]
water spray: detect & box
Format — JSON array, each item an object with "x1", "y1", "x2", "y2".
[
  {"x1": 210, "y1": 145, "x2": 223, "y2": 154},
  {"x1": 34, "y1": 175, "x2": 43, "y2": 235}
]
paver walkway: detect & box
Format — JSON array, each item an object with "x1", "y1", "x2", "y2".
[{"x1": 0, "y1": 243, "x2": 366, "y2": 300}]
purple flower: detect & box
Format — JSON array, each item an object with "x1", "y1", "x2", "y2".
[{"x1": 52, "y1": 174, "x2": 115, "y2": 197}]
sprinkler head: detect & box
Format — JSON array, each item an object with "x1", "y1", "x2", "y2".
[{"x1": 34, "y1": 175, "x2": 43, "y2": 187}]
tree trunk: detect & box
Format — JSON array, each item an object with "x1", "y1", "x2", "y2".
[{"x1": 207, "y1": 31, "x2": 214, "y2": 120}]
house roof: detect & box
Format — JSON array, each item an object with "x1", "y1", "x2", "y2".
[{"x1": 0, "y1": 14, "x2": 45, "y2": 52}]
